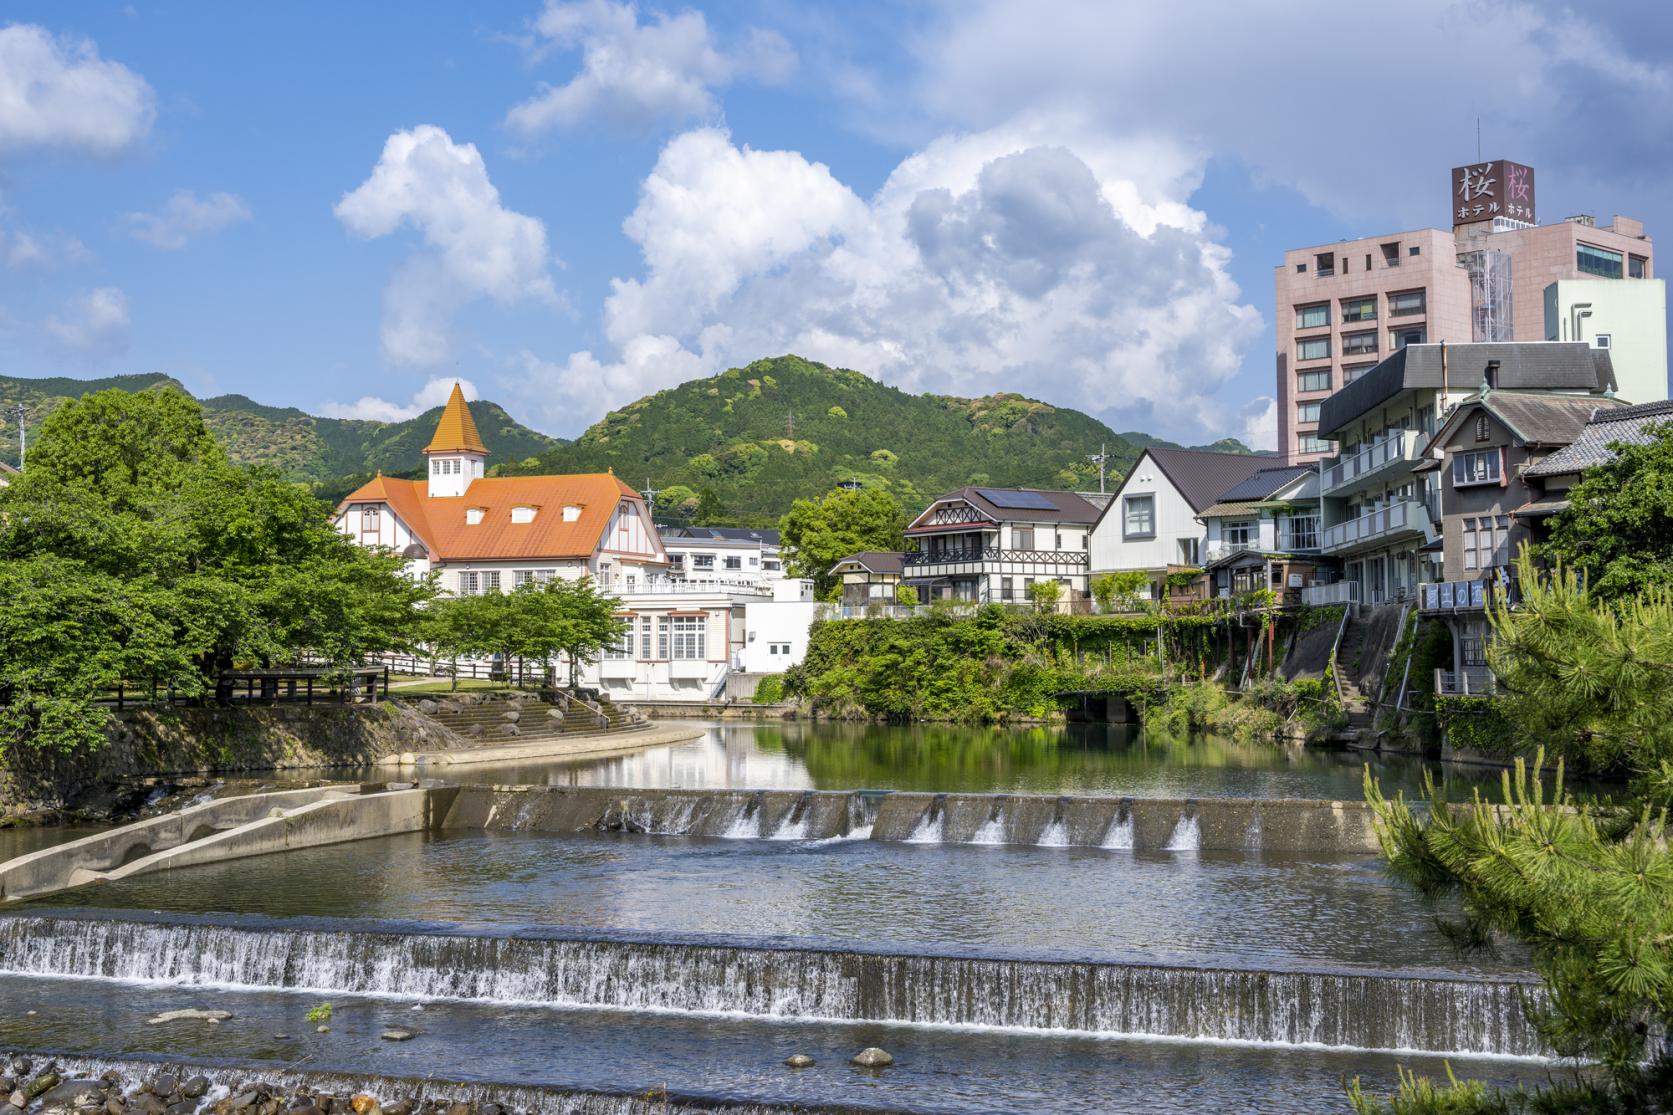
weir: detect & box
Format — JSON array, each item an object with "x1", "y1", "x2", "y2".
[
  {"x1": 464, "y1": 787, "x2": 1380, "y2": 852},
  {"x1": 0, "y1": 913, "x2": 1549, "y2": 1058}
]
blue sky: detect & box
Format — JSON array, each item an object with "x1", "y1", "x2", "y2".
[{"x1": 2, "y1": 1, "x2": 1669, "y2": 448}]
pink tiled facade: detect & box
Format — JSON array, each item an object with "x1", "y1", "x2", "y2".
[{"x1": 1275, "y1": 214, "x2": 1654, "y2": 465}]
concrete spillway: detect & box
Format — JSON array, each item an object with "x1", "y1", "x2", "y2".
[
  {"x1": 0, "y1": 913, "x2": 1548, "y2": 1058},
  {"x1": 449, "y1": 786, "x2": 1380, "y2": 853}
]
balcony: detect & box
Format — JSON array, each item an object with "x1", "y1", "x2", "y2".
[
  {"x1": 625, "y1": 577, "x2": 770, "y2": 597},
  {"x1": 1320, "y1": 499, "x2": 1433, "y2": 555},
  {"x1": 1435, "y1": 668, "x2": 1495, "y2": 696},
  {"x1": 1321, "y1": 429, "x2": 1428, "y2": 498},
  {"x1": 904, "y1": 548, "x2": 1089, "y2": 571},
  {"x1": 1301, "y1": 581, "x2": 1359, "y2": 607}
]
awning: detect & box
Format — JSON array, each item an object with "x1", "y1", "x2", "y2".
[{"x1": 1512, "y1": 495, "x2": 1571, "y2": 518}]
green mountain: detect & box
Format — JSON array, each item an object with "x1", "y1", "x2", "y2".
[
  {"x1": 1118, "y1": 430, "x2": 1265, "y2": 455},
  {"x1": 0, "y1": 372, "x2": 561, "y2": 501},
  {"x1": 502, "y1": 355, "x2": 1144, "y2": 525}
]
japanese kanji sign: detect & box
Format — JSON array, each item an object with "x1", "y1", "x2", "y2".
[{"x1": 1451, "y1": 160, "x2": 1536, "y2": 226}]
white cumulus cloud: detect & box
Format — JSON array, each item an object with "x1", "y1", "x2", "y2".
[
  {"x1": 46, "y1": 286, "x2": 130, "y2": 360},
  {"x1": 124, "y1": 189, "x2": 252, "y2": 249},
  {"x1": 505, "y1": 0, "x2": 796, "y2": 136},
  {"x1": 508, "y1": 121, "x2": 1261, "y2": 438},
  {"x1": 0, "y1": 24, "x2": 154, "y2": 155},
  {"x1": 1239, "y1": 396, "x2": 1278, "y2": 453},
  {"x1": 335, "y1": 125, "x2": 556, "y2": 368},
  {"x1": 321, "y1": 376, "x2": 482, "y2": 423}
]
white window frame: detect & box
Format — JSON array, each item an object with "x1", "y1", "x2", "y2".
[
  {"x1": 670, "y1": 615, "x2": 706, "y2": 660},
  {"x1": 1122, "y1": 494, "x2": 1155, "y2": 540}
]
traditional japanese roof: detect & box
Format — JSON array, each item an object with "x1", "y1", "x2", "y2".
[
  {"x1": 1524, "y1": 398, "x2": 1673, "y2": 478},
  {"x1": 907, "y1": 487, "x2": 1102, "y2": 533},
  {"x1": 1197, "y1": 501, "x2": 1266, "y2": 520},
  {"x1": 1427, "y1": 389, "x2": 1628, "y2": 453},
  {"x1": 1317, "y1": 342, "x2": 1616, "y2": 438},
  {"x1": 337, "y1": 472, "x2": 646, "y2": 562},
  {"x1": 424, "y1": 383, "x2": 488, "y2": 456},
  {"x1": 830, "y1": 551, "x2": 905, "y2": 575},
  {"x1": 1124, "y1": 448, "x2": 1276, "y2": 514},
  {"x1": 1512, "y1": 494, "x2": 1572, "y2": 518}
]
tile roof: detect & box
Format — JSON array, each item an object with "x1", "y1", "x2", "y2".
[
  {"x1": 1524, "y1": 398, "x2": 1673, "y2": 478},
  {"x1": 338, "y1": 472, "x2": 646, "y2": 562},
  {"x1": 1434, "y1": 390, "x2": 1627, "y2": 450},
  {"x1": 424, "y1": 384, "x2": 488, "y2": 455},
  {"x1": 1135, "y1": 448, "x2": 1275, "y2": 512},
  {"x1": 1318, "y1": 342, "x2": 1615, "y2": 437},
  {"x1": 832, "y1": 551, "x2": 905, "y2": 575},
  {"x1": 907, "y1": 487, "x2": 1103, "y2": 532},
  {"x1": 1197, "y1": 501, "x2": 1267, "y2": 520}
]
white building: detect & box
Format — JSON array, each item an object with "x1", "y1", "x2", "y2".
[
  {"x1": 1089, "y1": 448, "x2": 1272, "y2": 597},
  {"x1": 336, "y1": 385, "x2": 796, "y2": 702},
  {"x1": 1543, "y1": 278, "x2": 1669, "y2": 405},
  {"x1": 741, "y1": 578, "x2": 821, "y2": 674},
  {"x1": 657, "y1": 525, "x2": 783, "y2": 587},
  {"x1": 901, "y1": 486, "x2": 1103, "y2": 604}
]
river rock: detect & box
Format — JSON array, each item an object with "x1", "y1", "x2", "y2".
[
  {"x1": 497, "y1": 724, "x2": 519, "y2": 737},
  {"x1": 25, "y1": 1075, "x2": 63, "y2": 1100},
  {"x1": 106, "y1": 1098, "x2": 126, "y2": 1115},
  {"x1": 850, "y1": 1047, "x2": 893, "y2": 1068},
  {"x1": 7, "y1": 1093, "x2": 24, "y2": 1111},
  {"x1": 38, "y1": 1081, "x2": 106, "y2": 1113},
  {"x1": 129, "y1": 1093, "x2": 165, "y2": 1115},
  {"x1": 500, "y1": 710, "x2": 520, "y2": 723},
  {"x1": 382, "y1": 1103, "x2": 413, "y2": 1115},
  {"x1": 380, "y1": 1028, "x2": 416, "y2": 1042},
  {"x1": 783, "y1": 1055, "x2": 815, "y2": 1068},
  {"x1": 146, "y1": 1009, "x2": 231, "y2": 1026},
  {"x1": 148, "y1": 1077, "x2": 177, "y2": 1098},
  {"x1": 181, "y1": 1080, "x2": 209, "y2": 1101},
  {"x1": 9, "y1": 1061, "x2": 29, "y2": 1078},
  {"x1": 165, "y1": 1102, "x2": 195, "y2": 1115},
  {"x1": 445, "y1": 1104, "x2": 471, "y2": 1115},
  {"x1": 0, "y1": 1103, "x2": 23, "y2": 1115},
  {"x1": 229, "y1": 1092, "x2": 262, "y2": 1111},
  {"x1": 417, "y1": 700, "x2": 439, "y2": 715},
  {"x1": 349, "y1": 1096, "x2": 379, "y2": 1115}
]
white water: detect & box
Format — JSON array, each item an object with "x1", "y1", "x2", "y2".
[
  {"x1": 720, "y1": 808, "x2": 762, "y2": 840},
  {"x1": 904, "y1": 810, "x2": 944, "y2": 844},
  {"x1": 1164, "y1": 815, "x2": 1201, "y2": 852},
  {"x1": 1244, "y1": 810, "x2": 1263, "y2": 851},
  {"x1": 1036, "y1": 820, "x2": 1070, "y2": 847},
  {"x1": 768, "y1": 812, "x2": 809, "y2": 841},
  {"x1": 1101, "y1": 815, "x2": 1135, "y2": 850},
  {"x1": 970, "y1": 815, "x2": 1006, "y2": 845}
]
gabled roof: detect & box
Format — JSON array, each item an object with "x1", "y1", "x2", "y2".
[
  {"x1": 831, "y1": 551, "x2": 905, "y2": 575},
  {"x1": 1126, "y1": 448, "x2": 1275, "y2": 513},
  {"x1": 1318, "y1": 342, "x2": 1616, "y2": 437},
  {"x1": 907, "y1": 487, "x2": 1102, "y2": 533},
  {"x1": 1210, "y1": 464, "x2": 1315, "y2": 505},
  {"x1": 338, "y1": 472, "x2": 647, "y2": 562},
  {"x1": 1524, "y1": 398, "x2": 1673, "y2": 478},
  {"x1": 1426, "y1": 390, "x2": 1628, "y2": 454},
  {"x1": 425, "y1": 383, "x2": 488, "y2": 455}
]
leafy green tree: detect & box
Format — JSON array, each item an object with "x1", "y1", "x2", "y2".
[
  {"x1": 1027, "y1": 578, "x2": 1063, "y2": 612},
  {"x1": 1540, "y1": 422, "x2": 1673, "y2": 599},
  {"x1": 0, "y1": 387, "x2": 436, "y2": 754},
  {"x1": 894, "y1": 584, "x2": 919, "y2": 608},
  {"x1": 1092, "y1": 570, "x2": 1149, "y2": 613},
  {"x1": 1356, "y1": 554, "x2": 1673, "y2": 1113},
  {"x1": 779, "y1": 487, "x2": 906, "y2": 598},
  {"x1": 538, "y1": 576, "x2": 630, "y2": 689}
]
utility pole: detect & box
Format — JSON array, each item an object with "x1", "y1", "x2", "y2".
[
  {"x1": 13, "y1": 403, "x2": 23, "y2": 470},
  {"x1": 641, "y1": 479, "x2": 661, "y2": 519},
  {"x1": 1087, "y1": 443, "x2": 1111, "y2": 494}
]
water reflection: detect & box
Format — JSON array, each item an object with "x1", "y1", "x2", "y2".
[{"x1": 444, "y1": 719, "x2": 1551, "y2": 801}]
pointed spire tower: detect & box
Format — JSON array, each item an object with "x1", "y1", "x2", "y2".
[{"x1": 425, "y1": 383, "x2": 488, "y2": 498}]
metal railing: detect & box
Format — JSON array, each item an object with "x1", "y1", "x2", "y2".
[
  {"x1": 1321, "y1": 499, "x2": 1430, "y2": 552},
  {"x1": 624, "y1": 577, "x2": 771, "y2": 596},
  {"x1": 1322, "y1": 429, "x2": 1425, "y2": 493},
  {"x1": 903, "y1": 547, "x2": 1088, "y2": 567},
  {"x1": 1436, "y1": 668, "x2": 1496, "y2": 696},
  {"x1": 1301, "y1": 581, "x2": 1359, "y2": 607}
]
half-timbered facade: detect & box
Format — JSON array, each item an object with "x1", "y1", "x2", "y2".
[{"x1": 902, "y1": 487, "x2": 1102, "y2": 604}]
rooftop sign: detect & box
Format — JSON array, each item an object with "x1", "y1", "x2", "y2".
[{"x1": 1452, "y1": 160, "x2": 1535, "y2": 226}]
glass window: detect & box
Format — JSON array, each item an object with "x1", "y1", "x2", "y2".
[
  {"x1": 360, "y1": 507, "x2": 380, "y2": 532},
  {"x1": 1297, "y1": 369, "x2": 1332, "y2": 393},
  {"x1": 1409, "y1": 245, "x2": 1421, "y2": 257},
  {"x1": 639, "y1": 616, "x2": 653, "y2": 660},
  {"x1": 1123, "y1": 495, "x2": 1155, "y2": 538},
  {"x1": 1392, "y1": 326, "x2": 1427, "y2": 349},
  {"x1": 1313, "y1": 252, "x2": 1335, "y2": 275},
  {"x1": 1452, "y1": 449, "x2": 1502, "y2": 486},
  {"x1": 724, "y1": 555, "x2": 742, "y2": 570},
  {"x1": 1225, "y1": 520, "x2": 1255, "y2": 546},
  {"x1": 1474, "y1": 414, "x2": 1491, "y2": 442},
  {"x1": 1629, "y1": 255, "x2": 1648, "y2": 279},
  {"x1": 457, "y1": 571, "x2": 478, "y2": 596},
  {"x1": 1296, "y1": 336, "x2": 1331, "y2": 361},
  {"x1": 692, "y1": 554, "x2": 715, "y2": 570},
  {"x1": 1013, "y1": 526, "x2": 1035, "y2": 550},
  {"x1": 1462, "y1": 517, "x2": 1478, "y2": 571},
  {"x1": 670, "y1": 616, "x2": 706, "y2": 659},
  {"x1": 1286, "y1": 514, "x2": 1319, "y2": 550},
  {"x1": 1388, "y1": 290, "x2": 1426, "y2": 316},
  {"x1": 1295, "y1": 303, "x2": 1330, "y2": 329},
  {"x1": 482, "y1": 570, "x2": 501, "y2": 593},
  {"x1": 1298, "y1": 434, "x2": 1334, "y2": 455},
  {"x1": 656, "y1": 617, "x2": 669, "y2": 659},
  {"x1": 513, "y1": 570, "x2": 534, "y2": 587},
  {"x1": 1001, "y1": 576, "x2": 1014, "y2": 601},
  {"x1": 1341, "y1": 297, "x2": 1377, "y2": 322},
  {"x1": 1343, "y1": 331, "x2": 1378, "y2": 356},
  {"x1": 1297, "y1": 401, "x2": 1322, "y2": 423},
  {"x1": 604, "y1": 623, "x2": 633, "y2": 659},
  {"x1": 1342, "y1": 363, "x2": 1374, "y2": 384},
  {"x1": 1577, "y1": 243, "x2": 1624, "y2": 278},
  {"x1": 1381, "y1": 242, "x2": 1401, "y2": 266}
]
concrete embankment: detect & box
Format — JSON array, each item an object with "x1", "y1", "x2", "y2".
[{"x1": 379, "y1": 724, "x2": 707, "y2": 768}]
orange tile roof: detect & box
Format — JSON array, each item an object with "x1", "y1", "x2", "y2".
[
  {"x1": 338, "y1": 472, "x2": 650, "y2": 562},
  {"x1": 425, "y1": 383, "x2": 488, "y2": 455}
]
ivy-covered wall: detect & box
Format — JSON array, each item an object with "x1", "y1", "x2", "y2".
[{"x1": 1434, "y1": 694, "x2": 1519, "y2": 756}]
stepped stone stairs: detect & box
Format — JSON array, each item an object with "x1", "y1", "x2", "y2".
[
  {"x1": 1335, "y1": 616, "x2": 1376, "y2": 740},
  {"x1": 411, "y1": 692, "x2": 643, "y2": 746}
]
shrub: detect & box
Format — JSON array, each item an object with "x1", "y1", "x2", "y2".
[
  {"x1": 894, "y1": 584, "x2": 919, "y2": 607},
  {"x1": 752, "y1": 675, "x2": 785, "y2": 704}
]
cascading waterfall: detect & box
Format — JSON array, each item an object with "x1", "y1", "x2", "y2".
[
  {"x1": 0, "y1": 915, "x2": 1549, "y2": 1058},
  {"x1": 1101, "y1": 807, "x2": 1135, "y2": 851},
  {"x1": 842, "y1": 794, "x2": 875, "y2": 841},
  {"x1": 1036, "y1": 798, "x2": 1071, "y2": 847},
  {"x1": 1164, "y1": 813, "x2": 1201, "y2": 852},
  {"x1": 904, "y1": 796, "x2": 946, "y2": 844},
  {"x1": 768, "y1": 793, "x2": 812, "y2": 841},
  {"x1": 720, "y1": 793, "x2": 764, "y2": 840},
  {"x1": 970, "y1": 797, "x2": 1007, "y2": 845},
  {"x1": 1244, "y1": 806, "x2": 1263, "y2": 851}
]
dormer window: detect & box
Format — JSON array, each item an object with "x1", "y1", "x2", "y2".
[
  {"x1": 511, "y1": 505, "x2": 538, "y2": 524},
  {"x1": 562, "y1": 505, "x2": 582, "y2": 522},
  {"x1": 466, "y1": 507, "x2": 485, "y2": 526}
]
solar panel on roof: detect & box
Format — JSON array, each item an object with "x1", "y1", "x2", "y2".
[{"x1": 975, "y1": 487, "x2": 1058, "y2": 510}]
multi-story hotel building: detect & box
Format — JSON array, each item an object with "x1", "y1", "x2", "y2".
[{"x1": 1276, "y1": 160, "x2": 1658, "y2": 464}]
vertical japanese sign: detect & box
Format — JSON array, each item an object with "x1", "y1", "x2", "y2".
[{"x1": 1452, "y1": 160, "x2": 1535, "y2": 225}]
